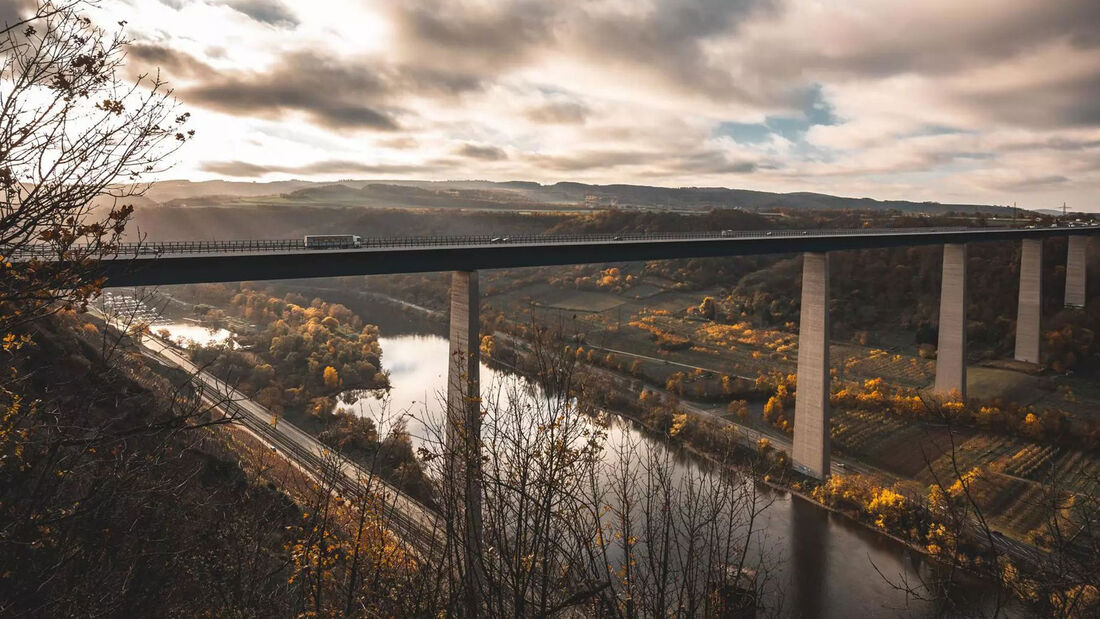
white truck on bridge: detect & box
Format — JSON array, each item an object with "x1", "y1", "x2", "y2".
[{"x1": 304, "y1": 234, "x2": 362, "y2": 249}]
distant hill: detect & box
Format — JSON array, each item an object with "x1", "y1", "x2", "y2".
[
  {"x1": 143, "y1": 179, "x2": 316, "y2": 202},
  {"x1": 274, "y1": 182, "x2": 556, "y2": 211},
  {"x1": 143, "y1": 178, "x2": 1013, "y2": 215},
  {"x1": 513, "y1": 182, "x2": 1009, "y2": 214}
]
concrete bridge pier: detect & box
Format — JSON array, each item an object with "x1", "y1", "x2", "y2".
[
  {"x1": 792, "y1": 252, "x2": 831, "y2": 479},
  {"x1": 1065, "y1": 235, "x2": 1087, "y2": 308},
  {"x1": 934, "y1": 244, "x2": 967, "y2": 398},
  {"x1": 446, "y1": 270, "x2": 484, "y2": 609},
  {"x1": 1015, "y1": 239, "x2": 1043, "y2": 364}
]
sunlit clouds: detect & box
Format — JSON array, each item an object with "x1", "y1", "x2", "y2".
[{"x1": 59, "y1": 0, "x2": 1100, "y2": 208}]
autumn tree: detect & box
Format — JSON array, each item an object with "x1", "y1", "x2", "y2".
[
  {"x1": 190, "y1": 288, "x2": 388, "y2": 410},
  {"x1": 0, "y1": 5, "x2": 300, "y2": 615},
  {"x1": 323, "y1": 365, "x2": 340, "y2": 388},
  {"x1": 0, "y1": 0, "x2": 191, "y2": 335},
  {"x1": 698, "y1": 295, "x2": 716, "y2": 319},
  {"x1": 728, "y1": 398, "x2": 749, "y2": 419}
]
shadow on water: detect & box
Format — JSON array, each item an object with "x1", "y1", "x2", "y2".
[{"x1": 791, "y1": 495, "x2": 828, "y2": 618}]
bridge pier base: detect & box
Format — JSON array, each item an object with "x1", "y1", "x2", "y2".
[
  {"x1": 446, "y1": 270, "x2": 483, "y2": 610},
  {"x1": 1015, "y1": 239, "x2": 1043, "y2": 364},
  {"x1": 1066, "y1": 236, "x2": 1087, "y2": 308},
  {"x1": 935, "y1": 244, "x2": 967, "y2": 398},
  {"x1": 792, "y1": 252, "x2": 831, "y2": 480}
]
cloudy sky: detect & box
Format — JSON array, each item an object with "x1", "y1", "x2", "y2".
[{"x1": 52, "y1": 1, "x2": 1100, "y2": 207}]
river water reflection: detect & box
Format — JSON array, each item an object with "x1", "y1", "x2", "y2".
[
  {"x1": 155, "y1": 321, "x2": 237, "y2": 348},
  {"x1": 335, "y1": 332, "x2": 1010, "y2": 618}
]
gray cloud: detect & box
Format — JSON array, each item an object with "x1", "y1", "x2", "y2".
[
  {"x1": 668, "y1": 149, "x2": 763, "y2": 174},
  {"x1": 952, "y1": 70, "x2": 1100, "y2": 128},
  {"x1": 390, "y1": 0, "x2": 557, "y2": 71},
  {"x1": 190, "y1": 85, "x2": 398, "y2": 130},
  {"x1": 751, "y1": 1, "x2": 1099, "y2": 80},
  {"x1": 182, "y1": 50, "x2": 484, "y2": 130},
  {"x1": 522, "y1": 144, "x2": 766, "y2": 175},
  {"x1": 741, "y1": 1, "x2": 1100, "y2": 127},
  {"x1": 455, "y1": 143, "x2": 508, "y2": 161},
  {"x1": 565, "y1": 0, "x2": 777, "y2": 102},
  {"x1": 387, "y1": 0, "x2": 1100, "y2": 127},
  {"x1": 128, "y1": 43, "x2": 217, "y2": 80},
  {"x1": 388, "y1": 0, "x2": 779, "y2": 104},
  {"x1": 199, "y1": 161, "x2": 271, "y2": 177},
  {"x1": 225, "y1": 0, "x2": 298, "y2": 28},
  {"x1": 521, "y1": 145, "x2": 767, "y2": 176},
  {"x1": 1000, "y1": 174, "x2": 1070, "y2": 191},
  {"x1": 525, "y1": 150, "x2": 651, "y2": 171},
  {"x1": 157, "y1": 0, "x2": 1100, "y2": 138},
  {"x1": 525, "y1": 101, "x2": 588, "y2": 124},
  {"x1": 1000, "y1": 137, "x2": 1100, "y2": 152},
  {"x1": 0, "y1": 0, "x2": 34, "y2": 26},
  {"x1": 184, "y1": 51, "x2": 398, "y2": 129},
  {"x1": 199, "y1": 159, "x2": 445, "y2": 177}
]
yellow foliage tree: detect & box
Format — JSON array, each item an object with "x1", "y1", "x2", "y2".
[
  {"x1": 756, "y1": 437, "x2": 771, "y2": 456},
  {"x1": 1023, "y1": 412, "x2": 1043, "y2": 439},
  {"x1": 323, "y1": 366, "x2": 340, "y2": 388},
  {"x1": 669, "y1": 413, "x2": 688, "y2": 436},
  {"x1": 480, "y1": 334, "x2": 495, "y2": 358}
]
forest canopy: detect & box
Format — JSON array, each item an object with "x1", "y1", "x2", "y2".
[{"x1": 191, "y1": 289, "x2": 389, "y2": 417}]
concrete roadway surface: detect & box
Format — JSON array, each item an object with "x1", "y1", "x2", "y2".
[
  {"x1": 13, "y1": 223, "x2": 1099, "y2": 260},
  {"x1": 95, "y1": 311, "x2": 443, "y2": 553}
]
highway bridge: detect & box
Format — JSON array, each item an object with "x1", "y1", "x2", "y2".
[
  {"x1": 10, "y1": 224, "x2": 1099, "y2": 286},
  {"x1": 13, "y1": 223, "x2": 1099, "y2": 482}
]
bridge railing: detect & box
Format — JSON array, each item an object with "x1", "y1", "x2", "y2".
[{"x1": 6, "y1": 224, "x2": 1094, "y2": 259}]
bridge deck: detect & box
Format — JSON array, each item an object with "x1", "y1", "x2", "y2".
[{"x1": 9, "y1": 224, "x2": 1098, "y2": 287}]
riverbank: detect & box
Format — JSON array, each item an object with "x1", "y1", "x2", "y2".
[{"x1": 486, "y1": 329, "x2": 1047, "y2": 614}]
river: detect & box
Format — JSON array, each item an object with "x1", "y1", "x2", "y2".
[
  {"x1": 335, "y1": 332, "x2": 1013, "y2": 618},
  {"x1": 155, "y1": 321, "x2": 236, "y2": 348},
  {"x1": 149, "y1": 289, "x2": 1013, "y2": 616}
]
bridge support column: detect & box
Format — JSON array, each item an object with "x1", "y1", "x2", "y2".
[
  {"x1": 793, "y1": 252, "x2": 831, "y2": 480},
  {"x1": 935, "y1": 244, "x2": 967, "y2": 398},
  {"x1": 1065, "y1": 236, "x2": 1087, "y2": 308},
  {"x1": 446, "y1": 270, "x2": 483, "y2": 610},
  {"x1": 1015, "y1": 239, "x2": 1042, "y2": 364}
]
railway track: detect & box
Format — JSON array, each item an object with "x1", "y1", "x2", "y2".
[
  {"x1": 94, "y1": 306, "x2": 445, "y2": 556},
  {"x1": 206, "y1": 389, "x2": 445, "y2": 556}
]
